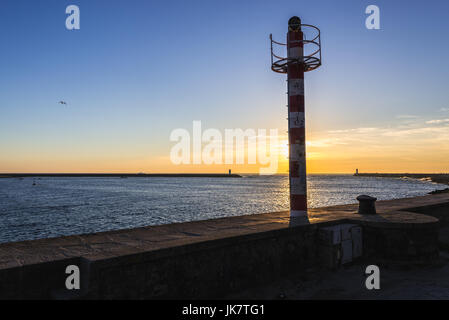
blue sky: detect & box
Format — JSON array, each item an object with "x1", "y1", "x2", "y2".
[{"x1": 1, "y1": 0, "x2": 448, "y2": 173}]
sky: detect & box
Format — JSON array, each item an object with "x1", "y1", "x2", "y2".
[{"x1": 0, "y1": 0, "x2": 448, "y2": 174}]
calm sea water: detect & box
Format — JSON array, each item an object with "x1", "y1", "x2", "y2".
[{"x1": 0, "y1": 175, "x2": 446, "y2": 243}]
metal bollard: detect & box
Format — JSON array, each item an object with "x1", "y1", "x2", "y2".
[{"x1": 356, "y1": 195, "x2": 377, "y2": 214}]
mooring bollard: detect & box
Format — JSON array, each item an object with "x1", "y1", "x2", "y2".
[{"x1": 356, "y1": 195, "x2": 377, "y2": 214}]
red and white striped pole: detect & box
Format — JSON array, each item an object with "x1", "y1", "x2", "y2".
[{"x1": 287, "y1": 17, "x2": 307, "y2": 218}]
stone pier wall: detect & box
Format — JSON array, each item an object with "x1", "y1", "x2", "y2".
[{"x1": 0, "y1": 194, "x2": 447, "y2": 299}]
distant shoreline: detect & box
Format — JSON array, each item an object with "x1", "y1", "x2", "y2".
[
  {"x1": 0, "y1": 173, "x2": 242, "y2": 178},
  {"x1": 354, "y1": 173, "x2": 449, "y2": 185}
]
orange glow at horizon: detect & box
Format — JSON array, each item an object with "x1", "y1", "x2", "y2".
[{"x1": 1, "y1": 116, "x2": 448, "y2": 174}]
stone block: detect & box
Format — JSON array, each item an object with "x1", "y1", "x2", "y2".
[
  {"x1": 318, "y1": 226, "x2": 341, "y2": 245},
  {"x1": 341, "y1": 239, "x2": 353, "y2": 264},
  {"x1": 319, "y1": 244, "x2": 341, "y2": 269},
  {"x1": 351, "y1": 226, "x2": 363, "y2": 258},
  {"x1": 340, "y1": 223, "x2": 357, "y2": 241}
]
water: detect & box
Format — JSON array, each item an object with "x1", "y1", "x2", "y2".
[{"x1": 0, "y1": 175, "x2": 446, "y2": 244}]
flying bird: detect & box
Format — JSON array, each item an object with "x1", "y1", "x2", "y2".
[{"x1": 58, "y1": 101, "x2": 68, "y2": 105}]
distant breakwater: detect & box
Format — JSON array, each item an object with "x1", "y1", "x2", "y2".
[
  {"x1": 354, "y1": 173, "x2": 449, "y2": 185},
  {"x1": 0, "y1": 173, "x2": 242, "y2": 178}
]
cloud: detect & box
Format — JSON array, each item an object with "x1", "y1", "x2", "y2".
[
  {"x1": 426, "y1": 118, "x2": 449, "y2": 124},
  {"x1": 328, "y1": 127, "x2": 378, "y2": 134},
  {"x1": 306, "y1": 139, "x2": 348, "y2": 148},
  {"x1": 380, "y1": 126, "x2": 449, "y2": 137},
  {"x1": 308, "y1": 119, "x2": 449, "y2": 153},
  {"x1": 306, "y1": 116, "x2": 449, "y2": 172},
  {"x1": 396, "y1": 114, "x2": 420, "y2": 119},
  {"x1": 440, "y1": 107, "x2": 449, "y2": 112}
]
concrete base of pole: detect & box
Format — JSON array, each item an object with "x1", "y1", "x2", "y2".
[
  {"x1": 290, "y1": 210, "x2": 307, "y2": 217},
  {"x1": 289, "y1": 215, "x2": 310, "y2": 227}
]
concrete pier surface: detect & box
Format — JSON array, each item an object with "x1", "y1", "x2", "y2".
[{"x1": 0, "y1": 193, "x2": 448, "y2": 299}]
